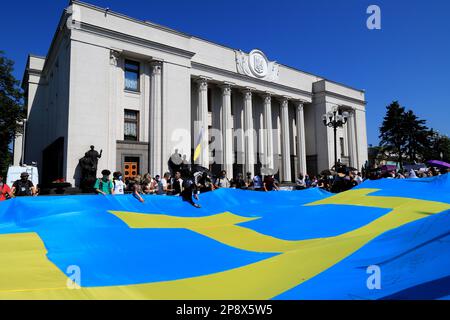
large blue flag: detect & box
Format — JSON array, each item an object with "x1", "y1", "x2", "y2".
[{"x1": 1, "y1": 174, "x2": 449, "y2": 299}]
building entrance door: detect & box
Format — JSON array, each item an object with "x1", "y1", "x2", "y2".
[{"x1": 124, "y1": 157, "x2": 140, "y2": 180}]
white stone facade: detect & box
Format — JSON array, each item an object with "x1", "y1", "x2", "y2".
[{"x1": 14, "y1": 1, "x2": 368, "y2": 185}]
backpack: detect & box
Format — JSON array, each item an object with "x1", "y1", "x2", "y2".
[
  {"x1": 97, "y1": 179, "x2": 111, "y2": 193},
  {"x1": 14, "y1": 180, "x2": 33, "y2": 196}
]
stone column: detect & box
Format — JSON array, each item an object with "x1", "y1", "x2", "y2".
[
  {"x1": 196, "y1": 77, "x2": 209, "y2": 168},
  {"x1": 221, "y1": 84, "x2": 233, "y2": 177},
  {"x1": 295, "y1": 101, "x2": 307, "y2": 175},
  {"x1": 263, "y1": 93, "x2": 274, "y2": 171},
  {"x1": 280, "y1": 98, "x2": 291, "y2": 182},
  {"x1": 108, "y1": 49, "x2": 121, "y2": 174},
  {"x1": 347, "y1": 110, "x2": 358, "y2": 168},
  {"x1": 243, "y1": 89, "x2": 255, "y2": 176},
  {"x1": 149, "y1": 61, "x2": 162, "y2": 176}
]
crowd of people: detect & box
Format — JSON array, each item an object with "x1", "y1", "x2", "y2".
[
  {"x1": 1, "y1": 165, "x2": 449, "y2": 204},
  {"x1": 295, "y1": 168, "x2": 364, "y2": 193},
  {"x1": 92, "y1": 169, "x2": 283, "y2": 207},
  {"x1": 366, "y1": 166, "x2": 450, "y2": 180}
]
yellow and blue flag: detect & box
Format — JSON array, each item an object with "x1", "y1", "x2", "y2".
[
  {"x1": 0, "y1": 174, "x2": 449, "y2": 300},
  {"x1": 193, "y1": 126, "x2": 204, "y2": 162}
]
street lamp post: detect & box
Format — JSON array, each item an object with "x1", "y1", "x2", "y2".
[{"x1": 322, "y1": 107, "x2": 349, "y2": 169}]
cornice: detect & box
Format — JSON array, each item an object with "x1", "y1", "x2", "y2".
[
  {"x1": 77, "y1": 22, "x2": 196, "y2": 60},
  {"x1": 313, "y1": 90, "x2": 366, "y2": 106}
]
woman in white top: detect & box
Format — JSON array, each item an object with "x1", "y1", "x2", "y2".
[{"x1": 113, "y1": 172, "x2": 125, "y2": 195}]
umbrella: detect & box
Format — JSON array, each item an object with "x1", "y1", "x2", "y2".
[
  {"x1": 426, "y1": 160, "x2": 450, "y2": 168},
  {"x1": 404, "y1": 163, "x2": 427, "y2": 171},
  {"x1": 191, "y1": 165, "x2": 214, "y2": 177}
]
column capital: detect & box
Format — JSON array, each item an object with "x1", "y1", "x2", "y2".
[
  {"x1": 280, "y1": 97, "x2": 290, "y2": 108},
  {"x1": 261, "y1": 91, "x2": 275, "y2": 104},
  {"x1": 294, "y1": 100, "x2": 306, "y2": 111},
  {"x1": 340, "y1": 106, "x2": 356, "y2": 116},
  {"x1": 219, "y1": 83, "x2": 232, "y2": 96},
  {"x1": 241, "y1": 87, "x2": 255, "y2": 100},
  {"x1": 109, "y1": 49, "x2": 122, "y2": 66},
  {"x1": 196, "y1": 77, "x2": 209, "y2": 91},
  {"x1": 150, "y1": 60, "x2": 162, "y2": 75}
]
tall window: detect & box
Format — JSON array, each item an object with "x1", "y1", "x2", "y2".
[
  {"x1": 124, "y1": 60, "x2": 140, "y2": 91},
  {"x1": 124, "y1": 110, "x2": 139, "y2": 141},
  {"x1": 340, "y1": 137, "x2": 345, "y2": 157}
]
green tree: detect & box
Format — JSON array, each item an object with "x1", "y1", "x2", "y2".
[
  {"x1": 379, "y1": 101, "x2": 408, "y2": 168},
  {"x1": 427, "y1": 131, "x2": 450, "y2": 162},
  {"x1": 403, "y1": 109, "x2": 429, "y2": 163},
  {"x1": 0, "y1": 51, "x2": 24, "y2": 177},
  {"x1": 379, "y1": 101, "x2": 449, "y2": 166}
]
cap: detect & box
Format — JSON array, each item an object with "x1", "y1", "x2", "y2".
[{"x1": 20, "y1": 172, "x2": 29, "y2": 178}]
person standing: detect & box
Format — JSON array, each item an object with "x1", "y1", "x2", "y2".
[
  {"x1": 311, "y1": 176, "x2": 318, "y2": 187},
  {"x1": 305, "y1": 174, "x2": 311, "y2": 188},
  {"x1": 197, "y1": 172, "x2": 214, "y2": 193},
  {"x1": 244, "y1": 172, "x2": 253, "y2": 190},
  {"x1": 215, "y1": 170, "x2": 230, "y2": 189},
  {"x1": 157, "y1": 172, "x2": 171, "y2": 195},
  {"x1": 296, "y1": 173, "x2": 306, "y2": 190},
  {"x1": 354, "y1": 172, "x2": 363, "y2": 185},
  {"x1": 252, "y1": 174, "x2": 264, "y2": 191},
  {"x1": 0, "y1": 175, "x2": 13, "y2": 201},
  {"x1": 233, "y1": 173, "x2": 247, "y2": 189},
  {"x1": 94, "y1": 170, "x2": 114, "y2": 195},
  {"x1": 141, "y1": 173, "x2": 155, "y2": 195},
  {"x1": 11, "y1": 172, "x2": 36, "y2": 197},
  {"x1": 264, "y1": 174, "x2": 279, "y2": 192},
  {"x1": 171, "y1": 171, "x2": 183, "y2": 196},
  {"x1": 130, "y1": 176, "x2": 145, "y2": 203},
  {"x1": 112, "y1": 172, "x2": 125, "y2": 195},
  {"x1": 181, "y1": 170, "x2": 201, "y2": 208}
]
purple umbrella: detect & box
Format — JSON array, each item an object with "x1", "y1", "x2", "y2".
[{"x1": 427, "y1": 160, "x2": 450, "y2": 168}]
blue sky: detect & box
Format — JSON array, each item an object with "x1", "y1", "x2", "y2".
[{"x1": 1, "y1": 0, "x2": 449, "y2": 144}]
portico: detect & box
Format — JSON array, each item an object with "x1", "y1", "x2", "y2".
[{"x1": 192, "y1": 76, "x2": 314, "y2": 182}]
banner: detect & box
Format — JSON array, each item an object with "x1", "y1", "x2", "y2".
[{"x1": 1, "y1": 174, "x2": 449, "y2": 300}]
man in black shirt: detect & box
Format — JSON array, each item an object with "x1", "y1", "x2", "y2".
[
  {"x1": 11, "y1": 172, "x2": 36, "y2": 197},
  {"x1": 197, "y1": 172, "x2": 214, "y2": 193},
  {"x1": 171, "y1": 171, "x2": 183, "y2": 195},
  {"x1": 181, "y1": 169, "x2": 200, "y2": 208},
  {"x1": 264, "y1": 174, "x2": 279, "y2": 192}
]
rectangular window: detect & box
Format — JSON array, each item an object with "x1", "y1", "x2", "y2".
[
  {"x1": 124, "y1": 60, "x2": 140, "y2": 92},
  {"x1": 124, "y1": 110, "x2": 139, "y2": 141}
]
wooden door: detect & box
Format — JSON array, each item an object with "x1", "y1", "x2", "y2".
[{"x1": 124, "y1": 162, "x2": 138, "y2": 180}]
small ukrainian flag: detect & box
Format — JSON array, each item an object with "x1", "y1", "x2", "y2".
[{"x1": 193, "y1": 126, "x2": 204, "y2": 162}]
